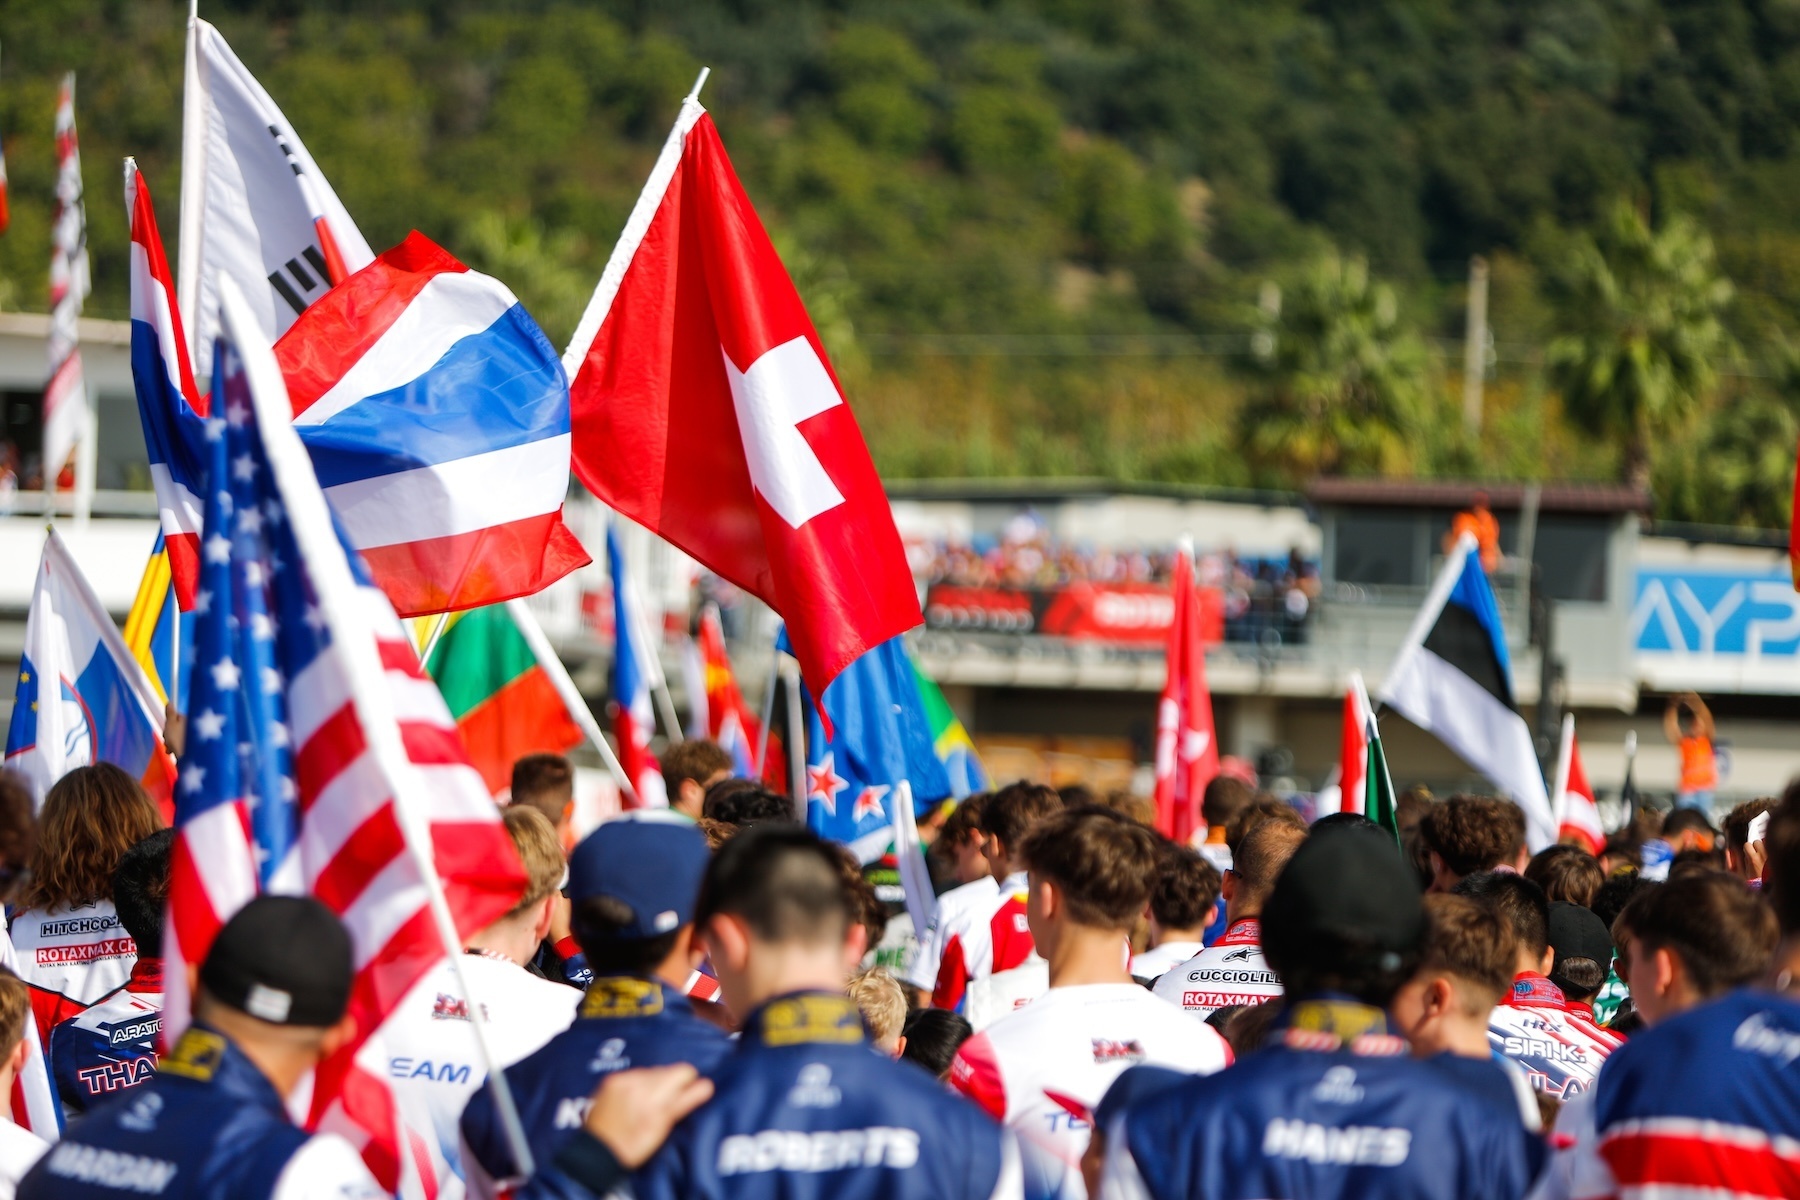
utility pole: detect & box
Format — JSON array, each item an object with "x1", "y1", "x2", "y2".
[{"x1": 1462, "y1": 255, "x2": 1489, "y2": 437}]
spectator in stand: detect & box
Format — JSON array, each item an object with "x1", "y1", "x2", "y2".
[
  {"x1": 1102, "y1": 824, "x2": 1548, "y2": 1200},
  {"x1": 1556, "y1": 868, "x2": 1783, "y2": 1200},
  {"x1": 901, "y1": 795, "x2": 995, "y2": 1004},
  {"x1": 659, "y1": 739, "x2": 733, "y2": 821},
  {"x1": 1418, "y1": 794, "x2": 1527, "y2": 893},
  {"x1": 50, "y1": 829, "x2": 172, "y2": 1116},
  {"x1": 951, "y1": 806, "x2": 1230, "y2": 1200},
  {"x1": 900, "y1": 1007, "x2": 973, "y2": 1080},
  {"x1": 1197, "y1": 776, "x2": 1252, "y2": 873},
  {"x1": 1445, "y1": 491, "x2": 1503, "y2": 573},
  {"x1": 1130, "y1": 841, "x2": 1220, "y2": 983},
  {"x1": 848, "y1": 968, "x2": 909, "y2": 1056},
  {"x1": 627, "y1": 824, "x2": 1021, "y2": 1200},
  {"x1": 1152, "y1": 819, "x2": 1305, "y2": 1017},
  {"x1": 701, "y1": 780, "x2": 795, "y2": 829},
  {"x1": 460, "y1": 817, "x2": 730, "y2": 1198},
  {"x1": 386, "y1": 807, "x2": 579, "y2": 1195},
  {"x1": 0, "y1": 967, "x2": 48, "y2": 1195},
  {"x1": 1663, "y1": 692, "x2": 1718, "y2": 812},
  {"x1": 9, "y1": 764, "x2": 163, "y2": 1036},
  {"x1": 1525, "y1": 844, "x2": 1604, "y2": 908},
  {"x1": 511, "y1": 753, "x2": 576, "y2": 852},
  {"x1": 1455, "y1": 872, "x2": 1620, "y2": 1103},
  {"x1": 1722, "y1": 797, "x2": 1775, "y2": 882},
  {"x1": 932, "y1": 782, "x2": 1062, "y2": 1010}
]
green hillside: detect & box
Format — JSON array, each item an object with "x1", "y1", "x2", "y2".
[{"x1": 3, "y1": 0, "x2": 1799, "y2": 525}]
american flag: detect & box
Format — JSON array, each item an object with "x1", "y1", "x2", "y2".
[{"x1": 165, "y1": 288, "x2": 526, "y2": 1192}]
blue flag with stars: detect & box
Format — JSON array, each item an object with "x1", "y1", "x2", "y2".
[{"x1": 789, "y1": 633, "x2": 952, "y2": 864}]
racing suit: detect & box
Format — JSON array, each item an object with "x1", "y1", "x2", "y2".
[
  {"x1": 899, "y1": 875, "x2": 997, "y2": 994},
  {"x1": 9, "y1": 901, "x2": 137, "y2": 1039},
  {"x1": 15, "y1": 1025, "x2": 383, "y2": 1200},
  {"x1": 951, "y1": 982, "x2": 1232, "y2": 1199},
  {"x1": 49, "y1": 956, "x2": 163, "y2": 1116},
  {"x1": 1100, "y1": 997, "x2": 1548, "y2": 1200},
  {"x1": 1558, "y1": 989, "x2": 1800, "y2": 1200},
  {"x1": 1149, "y1": 918, "x2": 1282, "y2": 1018},
  {"x1": 1485, "y1": 973, "x2": 1620, "y2": 1101},
  {"x1": 630, "y1": 990, "x2": 1023, "y2": 1200},
  {"x1": 1127, "y1": 942, "x2": 1203, "y2": 985},
  {"x1": 458, "y1": 974, "x2": 733, "y2": 1200},
  {"x1": 934, "y1": 872, "x2": 1034, "y2": 1011}
]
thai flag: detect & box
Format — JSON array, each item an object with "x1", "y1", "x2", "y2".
[
  {"x1": 3, "y1": 529, "x2": 177, "y2": 813},
  {"x1": 127, "y1": 159, "x2": 207, "y2": 609},
  {"x1": 164, "y1": 281, "x2": 526, "y2": 1194},
  {"x1": 607, "y1": 523, "x2": 666, "y2": 807},
  {"x1": 1381, "y1": 532, "x2": 1556, "y2": 851},
  {"x1": 272, "y1": 232, "x2": 589, "y2": 617}
]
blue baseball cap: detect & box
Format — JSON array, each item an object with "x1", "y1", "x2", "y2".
[{"x1": 567, "y1": 814, "x2": 712, "y2": 939}]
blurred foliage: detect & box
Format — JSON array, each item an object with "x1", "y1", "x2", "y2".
[{"x1": 3, "y1": 0, "x2": 1800, "y2": 525}]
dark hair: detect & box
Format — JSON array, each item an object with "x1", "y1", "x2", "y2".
[
  {"x1": 694, "y1": 823, "x2": 850, "y2": 945},
  {"x1": 510, "y1": 754, "x2": 573, "y2": 826},
  {"x1": 569, "y1": 894, "x2": 683, "y2": 977},
  {"x1": 1620, "y1": 869, "x2": 1777, "y2": 996},
  {"x1": 900, "y1": 1007, "x2": 972, "y2": 1079},
  {"x1": 1525, "y1": 845, "x2": 1603, "y2": 909},
  {"x1": 660, "y1": 740, "x2": 734, "y2": 794},
  {"x1": 0, "y1": 770, "x2": 32, "y2": 905},
  {"x1": 111, "y1": 830, "x2": 174, "y2": 959},
  {"x1": 1661, "y1": 808, "x2": 1716, "y2": 839},
  {"x1": 1148, "y1": 840, "x2": 1221, "y2": 930},
  {"x1": 1550, "y1": 957, "x2": 1608, "y2": 1000},
  {"x1": 833, "y1": 846, "x2": 889, "y2": 943},
  {"x1": 1766, "y1": 782, "x2": 1800, "y2": 934},
  {"x1": 1231, "y1": 819, "x2": 1307, "y2": 903},
  {"x1": 1020, "y1": 806, "x2": 1160, "y2": 929},
  {"x1": 1201, "y1": 776, "x2": 1254, "y2": 828},
  {"x1": 22, "y1": 764, "x2": 163, "y2": 911},
  {"x1": 1453, "y1": 871, "x2": 1549, "y2": 959},
  {"x1": 1417, "y1": 893, "x2": 1515, "y2": 1005},
  {"x1": 1058, "y1": 783, "x2": 1099, "y2": 809},
  {"x1": 1419, "y1": 795, "x2": 1525, "y2": 878},
  {"x1": 939, "y1": 794, "x2": 988, "y2": 850},
  {"x1": 1723, "y1": 798, "x2": 1777, "y2": 852},
  {"x1": 1224, "y1": 797, "x2": 1304, "y2": 856},
  {"x1": 702, "y1": 781, "x2": 797, "y2": 828},
  {"x1": 1591, "y1": 871, "x2": 1649, "y2": 932},
  {"x1": 983, "y1": 781, "x2": 1062, "y2": 852},
  {"x1": 1269, "y1": 931, "x2": 1421, "y2": 1010}
]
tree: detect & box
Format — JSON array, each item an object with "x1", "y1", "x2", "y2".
[
  {"x1": 1543, "y1": 200, "x2": 1734, "y2": 489},
  {"x1": 1237, "y1": 252, "x2": 1428, "y2": 481}
]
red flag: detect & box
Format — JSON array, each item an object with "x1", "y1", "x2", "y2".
[
  {"x1": 1558, "y1": 731, "x2": 1605, "y2": 855},
  {"x1": 1153, "y1": 548, "x2": 1219, "y2": 842},
  {"x1": 1336, "y1": 675, "x2": 1370, "y2": 813},
  {"x1": 564, "y1": 99, "x2": 920, "y2": 722}
]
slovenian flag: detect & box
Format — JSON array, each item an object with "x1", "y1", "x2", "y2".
[
  {"x1": 1381, "y1": 532, "x2": 1555, "y2": 850},
  {"x1": 422, "y1": 605, "x2": 584, "y2": 797}
]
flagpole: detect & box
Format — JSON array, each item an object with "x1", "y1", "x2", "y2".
[
  {"x1": 418, "y1": 609, "x2": 451, "y2": 668},
  {"x1": 504, "y1": 597, "x2": 638, "y2": 803},
  {"x1": 224, "y1": 278, "x2": 536, "y2": 1182},
  {"x1": 1617, "y1": 729, "x2": 1638, "y2": 833},
  {"x1": 177, "y1": 0, "x2": 203, "y2": 354},
  {"x1": 1550, "y1": 713, "x2": 1575, "y2": 831},
  {"x1": 783, "y1": 663, "x2": 806, "y2": 820}
]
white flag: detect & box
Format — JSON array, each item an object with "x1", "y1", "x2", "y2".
[
  {"x1": 43, "y1": 72, "x2": 88, "y2": 491},
  {"x1": 178, "y1": 18, "x2": 374, "y2": 385}
]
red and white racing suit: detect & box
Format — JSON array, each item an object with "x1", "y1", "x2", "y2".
[
  {"x1": 900, "y1": 874, "x2": 998, "y2": 993},
  {"x1": 949, "y1": 982, "x2": 1231, "y2": 1199},
  {"x1": 8, "y1": 900, "x2": 137, "y2": 1039},
  {"x1": 1150, "y1": 918, "x2": 1282, "y2": 1018},
  {"x1": 934, "y1": 871, "x2": 1034, "y2": 1011},
  {"x1": 1486, "y1": 972, "x2": 1621, "y2": 1100}
]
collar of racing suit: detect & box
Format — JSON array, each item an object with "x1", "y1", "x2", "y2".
[
  {"x1": 1504, "y1": 972, "x2": 1567, "y2": 1008},
  {"x1": 740, "y1": 990, "x2": 868, "y2": 1048},
  {"x1": 125, "y1": 955, "x2": 164, "y2": 994},
  {"x1": 579, "y1": 975, "x2": 692, "y2": 1020},
  {"x1": 155, "y1": 1023, "x2": 294, "y2": 1116},
  {"x1": 1272, "y1": 993, "x2": 1408, "y2": 1056}
]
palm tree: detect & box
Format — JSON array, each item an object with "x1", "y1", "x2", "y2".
[
  {"x1": 1543, "y1": 200, "x2": 1734, "y2": 490},
  {"x1": 1238, "y1": 252, "x2": 1428, "y2": 481}
]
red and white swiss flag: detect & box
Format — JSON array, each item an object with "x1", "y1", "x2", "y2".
[
  {"x1": 1153, "y1": 547, "x2": 1219, "y2": 842},
  {"x1": 563, "y1": 95, "x2": 921, "y2": 712}
]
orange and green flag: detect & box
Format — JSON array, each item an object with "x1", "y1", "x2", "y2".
[{"x1": 424, "y1": 604, "x2": 583, "y2": 796}]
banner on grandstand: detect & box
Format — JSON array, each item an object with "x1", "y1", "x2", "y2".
[
  {"x1": 923, "y1": 581, "x2": 1226, "y2": 643},
  {"x1": 1632, "y1": 565, "x2": 1800, "y2": 693}
]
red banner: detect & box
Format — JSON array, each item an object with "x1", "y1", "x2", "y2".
[{"x1": 924, "y1": 581, "x2": 1223, "y2": 644}]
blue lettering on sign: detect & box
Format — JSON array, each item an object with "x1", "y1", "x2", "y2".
[
  {"x1": 1632, "y1": 569, "x2": 1800, "y2": 659},
  {"x1": 388, "y1": 1057, "x2": 473, "y2": 1085}
]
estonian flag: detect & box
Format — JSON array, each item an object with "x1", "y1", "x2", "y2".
[{"x1": 1381, "y1": 533, "x2": 1555, "y2": 850}]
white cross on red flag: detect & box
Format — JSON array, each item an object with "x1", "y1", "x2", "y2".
[
  {"x1": 562, "y1": 91, "x2": 921, "y2": 718},
  {"x1": 1153, "y1": 547, "x2": 1219, "y2": 842}
]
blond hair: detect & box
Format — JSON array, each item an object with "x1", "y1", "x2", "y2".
[
  {"x1": 501, "y1": 806, "x2": 565, "y2": 918},
  {"x1": 847, "y1": 967, "x2": 908, "y2": 1052},
  {"x1": 20, "y1": 763, "x2": 163, "y2": 911}
]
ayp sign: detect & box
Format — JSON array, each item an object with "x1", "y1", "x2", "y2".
[{"x1": 1633, "y1": 567, "x2": 1800, "y2": 693}]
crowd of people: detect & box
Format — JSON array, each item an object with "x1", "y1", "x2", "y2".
[{"x1": 1, "y1": 741, "x2": 1798, "y2": 1200}]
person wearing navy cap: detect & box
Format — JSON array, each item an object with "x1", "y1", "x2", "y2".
[{"x1": 459, "y1": 814, "x2": 732, "y2": 1200}]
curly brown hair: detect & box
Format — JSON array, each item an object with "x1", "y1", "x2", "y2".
[{"x1": 18, "y1": 763, "x2": 164, "y2": 912}]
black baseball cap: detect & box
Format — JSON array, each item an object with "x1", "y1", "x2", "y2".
[
  {"x1": 199, "y1": 896, "x2": 353, "y2": 1028},
  {"x1": 1262, "y1": 824, "x2": 1425, "y2": 977},
  {"x1": 1547, "y1": 901, "x2": 1615, "y2": 979}
]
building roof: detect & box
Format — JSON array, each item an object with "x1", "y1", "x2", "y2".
[{"x1": 1305, "y1": 478, "x2": 1651, "y2": 515}]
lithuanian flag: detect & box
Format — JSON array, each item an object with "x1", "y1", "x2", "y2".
[{"x1": 424, "y1": 605, "x2": 583, "y2": 796}]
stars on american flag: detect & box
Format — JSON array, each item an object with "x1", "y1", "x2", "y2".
[
  {"x1": 210, "y1": 658, "x2": 242, "y2": 691},
  {"x1": 193, "y1": 709, "x2": 225, "y2": 741}
]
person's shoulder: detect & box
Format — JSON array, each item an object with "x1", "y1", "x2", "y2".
[
  {"x1": 1423, "y1": 1052, "x2": 1541, "y2": 1121},
  {"x1": 0, "y1": 1117, "x2": 50, "y2": 1174},
  {"x1": 271, "y1": 1133, "x2": 386, "y2": 1200}
]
